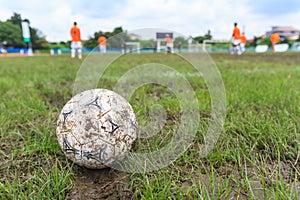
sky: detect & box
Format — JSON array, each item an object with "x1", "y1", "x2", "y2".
[{"x1": 0, "y1": 0, "x2": 300, "y2": 42}]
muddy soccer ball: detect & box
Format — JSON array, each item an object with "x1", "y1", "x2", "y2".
[{"x1": 56, "y1": 89, "x2": 137, "y2": 169}]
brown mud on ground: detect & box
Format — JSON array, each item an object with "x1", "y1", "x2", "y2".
[{"x1": 65, "y1": 167, "x2": 133, "y2": 200}]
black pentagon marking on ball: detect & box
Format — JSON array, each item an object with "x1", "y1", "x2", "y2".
[
  {"x1": 109, "y1": 120, "x2": 120, "y2": 134},
  {"x1": 63, "y1": 134, "x2": 80, "y2": 155},
  {"x1": 63, "y1": 134, "x2": 114, "y2": 164},
  {"x1": 82, "y1": 151, "x2": 102, "y2": 162},
  {"x1": 86, "y1": 96, "x2": 104, "y2": 111},
  {"x1": 62, "y1": 110, "x2": 73, "y2": 126},
  {"x1": 82, "y1": 142, "x2": 115, "y2": 164}
]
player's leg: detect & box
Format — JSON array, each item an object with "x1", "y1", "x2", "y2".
[
  {"x1": 231, "y1": 44, "x2": 237, "y2": 54},
  {"x1": 241, "y1": 44, "x2": 245, "y2": 53},
  {"x1": 237, "y1": 44, "x2": 242, "y2": 55},
  {"x1": 230, "y1": 38, "x2": 236, "y2": 54},
  {"x1": 229, "y1": 46, "x2": 234, "y2": 55},
  {"x1": 100, "y1": 45, "x2": 106, "y2": 55},
  {"x1": 234, "y1": 39, "x2": 241, "y2": 55},
  {"x1": 71, "y1": 42, "x2": 76, "y2": 58},
  {"x1": 170, "y1": 43, "x2": 174, "y2": 53},
  {"x1": 78, "y1": 48, "x2": 82, "y2": 59},
  {"x1": 272, "y1": 43, "x2": 276, "y2": 52},
  {"x1": 77, "y1": 42, "x2": 82, "y2": 59},
  {"x1": 71, "y1": 49, "x2": 76, "y2": 58}
]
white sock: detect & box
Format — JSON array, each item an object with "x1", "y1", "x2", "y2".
[
  {"x1": 78, "y1": 49, "x2": 82, "y2": 59},
  {"x1": 71, "y1": 49, "x2": 75, "y2": 58}
]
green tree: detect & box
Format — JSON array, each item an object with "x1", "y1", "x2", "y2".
[
  {"x1": 193, "y1": 30, "x2": 213, "y2": 43},
  {"x1": 112, "y1": 27, "x2": 123, "y2": 35},
  {"x1": 0, "y1": 12, "x2": 48, "y2": 48},
  {"x1": 204, "y1": 30, "x2": 212, "y2": 40},
  {"x1": 83, "y1": 27, "x2": 129, "y2": 49},
  {"x1": 7, "y1": 12, "x2": 22, "y2": 25},
  {"x1": 0, "y1": 21, "x2": 25, "y2": 47},
  {"x1": 174, "y1": 36, "x2": 187, "y2": 48},
  {"x1": 296, "y1": 33, "x2": 300, "y2": 42},
  {"x1": 30, "y1": 27, "x2": 48, "y2": 49},
  {"x1": 83, "y1": 31, "x2": 108, "y2": 49}
]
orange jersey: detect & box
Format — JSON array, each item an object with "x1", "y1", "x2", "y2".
[
  {"x1": 70, "y1": 26, "x2": 81, "y2": 42},
  {"x1": 270, "y1": 33, "x2": 280, "y2": 44},
  {"x1": 232, "y1": 27, "x2": 241, "y2": 40},
  {"x1": 240, "y1": 35, "x2": 247, "y2": 44},
  {"x1": 165, "y1": 37, "x2": 173, "y2": 44},
  {"x1": 98, "y1": 36, "x2": 106, "y2": 45}
]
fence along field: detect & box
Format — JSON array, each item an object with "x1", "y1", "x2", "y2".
[{"x1": 0, "y1": 52, "x2": 299, "y2": 199}]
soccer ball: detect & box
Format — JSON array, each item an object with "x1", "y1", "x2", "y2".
[{"x1": 56, "y1": 89, "x2": 138, "y2": 169}]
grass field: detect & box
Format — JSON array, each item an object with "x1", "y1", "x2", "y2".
[{"x1": 0, "y1": 52, "x2": 299, "y2": 199}]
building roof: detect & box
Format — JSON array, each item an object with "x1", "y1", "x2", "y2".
[
  {"x1": 267, "y1": 26, "x2": 299, "y2": 40},
  {"x1": 272, "y1": 26, "x2": 299, "y2": 32}
]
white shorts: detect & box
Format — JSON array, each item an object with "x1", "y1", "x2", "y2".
[
  {"x1": 99, "y1": 45, "x2": 106, "y2": 53},
  {"x1": 232, "y1": 38, "x2": 241, "y2": 46},
  {"x1": 165, "y1": 43, "x2": 174, "y2": 52},
  {"x1": 71, "y1": 42, "x2": 82, "y2": 49},
  {"x1": 166, "y1": 43, "x2": 174, "y2": 48}
]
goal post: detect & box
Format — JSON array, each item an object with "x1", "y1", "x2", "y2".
[
  {"x1": 156, "y1": 32, "x2": 173, "y2": 52},
  {"x1": 124, "y1": 42, "x2": 140, "y2": 53}
]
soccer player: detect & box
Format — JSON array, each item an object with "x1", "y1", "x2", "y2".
[
  {"x1": 270, "y1": 32, "x2": 280, "y2": 52},
  {"x1": 240, "y1": 32, "x2": 247, "y2": 54},
  {"x1": 70, "y1": 22, "x2": 82, "y2": 59},
  {"x1": 230, "y1": 22, "x2": 241, "y2": 55},
  {"x1": 165, "y1": 34, "x2": 174, "y2": 54},
  {"x1": 0, "y1": 47, "x2": 5, "y2": 56},
  {"x1": 98, "y1": 35, "x2": 107, "y2": 55},
  {"x1": 0, "y1": 42, "x2": 7, "y2": 56}
]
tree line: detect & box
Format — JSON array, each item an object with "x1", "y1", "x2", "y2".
[
  {"x1": 0, "y1": 13, "x2": 48, "y2": 49},
  {"x1": 3, "y1": 13, "x2": 300, "y2": 50},
  {"x1": 0, "y1": 13, "x2": 214, "y2": 50}
]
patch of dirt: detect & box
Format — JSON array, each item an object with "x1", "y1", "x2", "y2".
[{"x1": 65, "y1": 167, "x2": 133, "y2": 200}]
